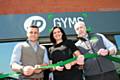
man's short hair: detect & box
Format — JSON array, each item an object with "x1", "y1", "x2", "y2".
[{"x1": 74, "y1": 21, "x2": 85, "y2": 30}]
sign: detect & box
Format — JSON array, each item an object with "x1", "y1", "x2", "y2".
[{"x1": 0, "y1": 11, "x2": 120, "y2": 40}]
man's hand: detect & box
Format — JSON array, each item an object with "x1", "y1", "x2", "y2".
[
  {"x1": 22, "y1": 66, "x2": 34, "y2": 76},
  {"x1": 97, "y1": 48, "x2": 109, "y2": 56},
  {"x1": 34, "y1": 65, "x2": 42, "y2": 73}
]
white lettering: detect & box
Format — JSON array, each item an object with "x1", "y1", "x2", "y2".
[
  {"x1": 53, "y1": 18, "x2": 61, "y2": 27},
  {"x1": 68, "y1": 17, "x2": 77, "y2": 28},
  {"x1": 77, "y1": 17, "x2": 84, "y2": 22},
  {"x1": 60, "y1": 17, "x2": 67, "y2": 28},
  {"x1": 53, "y1": 17, "x2": 84, "y2": 29}
]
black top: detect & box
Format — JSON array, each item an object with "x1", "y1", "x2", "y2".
[
  {"x1": 49, "y1": 40, "x2": 78, "y2": 63},
  {"x1": 49, "y1": 40, "x2": 83, "y2": 80}
]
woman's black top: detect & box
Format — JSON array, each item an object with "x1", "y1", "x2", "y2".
[{"x1": 49, "y1": 40, "x2": 83, "y2": 80}]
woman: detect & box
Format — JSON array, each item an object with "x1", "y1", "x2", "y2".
[{"x1": 49, "y1": 26, "x2": 84, "y2": 80}]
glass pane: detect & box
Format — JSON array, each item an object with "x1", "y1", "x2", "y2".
[
  {"x1": 0, "y1": 42, "x2": 17, "y2": 73},
  {"x1": 114, "y1": 35, "x2": 120, "y2": 51}
]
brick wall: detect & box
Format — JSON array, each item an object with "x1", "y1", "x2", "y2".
[{"x1": 0, "y1": 0, "x2": 120, "y2": 15}]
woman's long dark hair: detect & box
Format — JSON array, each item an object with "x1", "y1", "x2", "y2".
[{"x1": 50, "y1": 26, "x2": 67, "y2": 44}]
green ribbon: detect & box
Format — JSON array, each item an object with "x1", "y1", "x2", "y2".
[
  {"x1": 38, "y1": 53, "x2": 100, "y2": 69},
  {"x1": 0, "y1": 72, "x2": 19, "y2": 79},
  {"x1": 106, "y1": 55, "x2": 120, "y2": 63},
  {"x1": 0, "y1": 53, "x2": 120, "y2": 79}
]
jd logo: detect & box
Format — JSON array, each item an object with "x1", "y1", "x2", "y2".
[{"x1": 24, "y1": 16, "x2": 46, "y2": 32}]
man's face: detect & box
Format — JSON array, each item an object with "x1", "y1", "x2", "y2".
[
  {"x1": 75, "y1": 24, "x2": 87, "y2": 37},
  {"x1": 27, "y1": 27, "x2": 39, "y2": 42}
]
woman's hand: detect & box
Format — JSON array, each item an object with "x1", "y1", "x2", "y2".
[
  {"x1": 76, "y1": 55, "x2": 84, "y2": 65},
  {"x1": 55, "y1": 66, "x2": 64, "y2": 71},
  {"x1": 65, "y1": 63, "x2": 72, "y2": 70}
]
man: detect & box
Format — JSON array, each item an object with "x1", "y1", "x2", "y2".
[
  {"x1": 10, "y1": 25, "x2": 49, "y2": 80},
  {"x1": 74, "y1": 21, "x2": 119, "y2": 80}
]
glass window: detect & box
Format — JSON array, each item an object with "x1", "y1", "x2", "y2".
[
  {"x1": 0, "y1": 42, "x2": 17, "y2": 73},
  {"x1": 114, "y1": 35, "x2": 120, "y2": 51}
]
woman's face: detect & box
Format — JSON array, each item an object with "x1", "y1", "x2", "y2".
[{"x1": 53, "y1": 28, "x2": 63, "y2": 41}]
